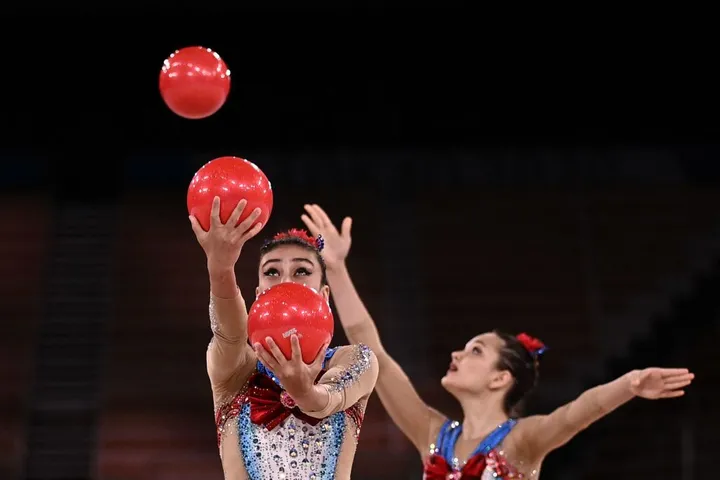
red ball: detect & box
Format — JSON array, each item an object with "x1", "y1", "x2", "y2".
[
  {"x1": 248, "y1": 282, "x2": 334, "y2": 364},
  {"x1": 187, "y1": 156, "x2": 273, "y2": 232},
  {"x1": 159, "y1": 46, "x2": 231, "y2": 120}
]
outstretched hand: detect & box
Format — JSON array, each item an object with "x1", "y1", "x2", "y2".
[
  {"x1": 300, "y1": 204, "x2": 352, "y2": 269},
  {"x1": 254, "y1": 335, "x2": 329, "y2": 403},
  {"x1": 189, "y1": 196, "x2": 264, "y2": 269},
  {"x1": 629, "y1": 367, "x2": 695, "y2": 399}
]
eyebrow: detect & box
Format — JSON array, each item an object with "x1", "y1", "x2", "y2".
[{"x1": 261, "y1": 257, "x2": 314, "y2": 269}]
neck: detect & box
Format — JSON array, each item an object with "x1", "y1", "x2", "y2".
[{"x1": 458, "y1": 393, "x2": 509, "y2": 440}]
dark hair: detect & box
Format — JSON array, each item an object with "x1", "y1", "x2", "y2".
[
  {"x1": 259, "y1": 233, "x2": 328, "y2": 285},
  {"x1": 493, "y1": 330, "x2": 540, "y2": 417}
]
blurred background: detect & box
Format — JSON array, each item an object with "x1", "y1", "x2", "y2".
[{"x1": 1, "y1": 9, "x2": 719, "y2": 480}]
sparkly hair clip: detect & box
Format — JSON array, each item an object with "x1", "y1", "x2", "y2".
[
  {"x1": 516, "y1": 332, "x2": 547, "y2": 359},
  {"x1": 272, "y1": 228, "x2": 324, "y2": 252}
]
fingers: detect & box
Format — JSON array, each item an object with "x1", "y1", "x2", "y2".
[
  {"x1": 664, "y1": 379, "x2": 693, "y2": 391},
  {"x1": 265, "y1": 337, "x2": 289, "y2": 363},
  {"x1": 340, "y1": 217, "x2": 352, "y2": 239},
  {"x1": 304, "y1": 204, "x2": 337, "y2": 233},
  {"x1": 188, "y1": 215, "x2": 207, "y2": 236},
  {"x1": 290, "y1": 335, "x2": 303, "y2": 363},
  {"x1": 235, "y1": 207, "x2": 262, "y2": 236},
  {"x1": 210, "y1": 197, "x2": 222, "y2": 228},
  {"x1": 310, "y1": 204, "x2": 333, "y2": 228},
  {"x1": 304, "y1": 205, "x2": 324, "y2": 231},
  {"x1": 301, "y1": 214, "x2": 320, "y2": 236},
  {"x1": 241, "y1": 220, "x2": 264, "y2": 242},
  {"x1": 226, "y1": 199, "x2": 248, "y2": 227},
  {"x1": 254, "y1": 342, "x2": 280, "y2": 372},
  {"x1": 664, "y1": 374, "x2": 694, "y2": 390},
  {"x1": 659, "y1": 390, "x2": 685, "y2": 398},
  {"x1": 312, "y1": 341, "x2": 330, "y2": 367},
  {"x1": 660, "y1": 368, "x2": 690, "y2": 377}
]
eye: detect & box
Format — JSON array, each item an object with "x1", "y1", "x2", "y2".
[
  {"x1": 263, "y1": 268, "x2": 279, "y2": 277},
  {"x1": 472, "y1": 347, "x2": 482, "y2": 355},
  {"x1": 295, "y1": 267, "x2": 312, "y2": 276}
]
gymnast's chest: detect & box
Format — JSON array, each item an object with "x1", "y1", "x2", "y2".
[{"x1": 222, "y1": 402, "x2": 347, "y2": 480}]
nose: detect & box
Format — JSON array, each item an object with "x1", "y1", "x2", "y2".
[{"x1": 451, "y1": 351, "x2": 461, "y2": 362}]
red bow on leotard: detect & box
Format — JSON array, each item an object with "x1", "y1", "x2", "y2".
[
  {"x1": 423, "y1": 453, "x2": 487, "y2": 479},
  {"x1": 246, "y1": 372, "x2": 323, "y2": 430}
]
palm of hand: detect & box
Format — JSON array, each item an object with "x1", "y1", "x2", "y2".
[
  {"x1": 276, "y1": 356, "x2": 324, "y2": 398},
  {"x1": 629, "y1": 367, "x2": 694, "y2": 399},
  {"x1": 254, "y1": 335, "x2": 328, "y2": 401},
  {"x1": 189, "y1": 197, "x2": 264, "y2": 267}
]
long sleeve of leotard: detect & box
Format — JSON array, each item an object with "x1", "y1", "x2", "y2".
[
  {"x1": 300, "y1": 344, "x2": 379, "y2": 418},
  {"x1": 205, "y1": 268, "x2": 257, "y2": 402}
]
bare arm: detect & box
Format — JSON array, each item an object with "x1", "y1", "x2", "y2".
[
  {"x1": 519, "y1": 367, "x2": 694, "y2": 461},
  {"x1": 301, "y1": 204, "x2": 445, "y2": 452},
  {"x1": 326, "y1": 264, "x2": 445, "y2": 451}
]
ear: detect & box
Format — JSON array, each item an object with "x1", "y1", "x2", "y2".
[
  {"x1": 488, "y1": 370, "x2": 513, "y2": 391},
  {"x1": 319, "y1": 285, "x2": 330, "y2": 303},
  {"x1": 255, "y1": 286, "x2": 260, "y2": 299}
]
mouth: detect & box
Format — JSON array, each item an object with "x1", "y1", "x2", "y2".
[{"x1": 447, "y1": 362, "x2": 458, "y2": 373}]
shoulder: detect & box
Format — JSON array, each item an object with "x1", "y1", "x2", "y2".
[
  {"x1": 330, "y1": 343, "x2": 377, "y2": 367},
  {"x1": 500, "y1": 416, "x2": 546, "y2": 467},
  {"x1": 327, "y1": 344, "x2": 379, "y2": 382}
]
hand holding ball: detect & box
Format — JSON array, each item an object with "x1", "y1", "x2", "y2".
[
  {"x1": 248, "y1": 282, "x2": 334, "y2": 364},
  {"x1": 187, "y1": 156, "x2": 273, "y2": 233}
]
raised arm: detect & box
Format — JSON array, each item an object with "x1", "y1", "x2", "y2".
[
  {"x1": 301, "y1": 204, "x2": 445, "y2": 452},
  {"x1": 518, "y1": 367, "x2": 694, "y2": 462},
  {"x1": 189, "y1": 197, "x2": 264, "y2": 398}
]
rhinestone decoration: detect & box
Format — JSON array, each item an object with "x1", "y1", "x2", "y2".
[
  {"x1": 326, "y1": 344, "x2": 372, "y2": 393},
  {"x1": 209, "y1": 296, "x2": 221, "y2": 335},
  {"x1": 239, "y1": 402, "x2": 346, "y2": 479},
  {"x1": 215, "y1": 344, "x2": 371, "y2": 479},
  {"x1": 428, "y1": 419, "x2": 537, "y2": 479}
]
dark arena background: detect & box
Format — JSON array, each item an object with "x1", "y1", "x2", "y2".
[{"x1": 1, "y1": 10, "x2": 718, "y2": 480}]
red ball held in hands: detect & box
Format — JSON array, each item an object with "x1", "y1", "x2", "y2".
[
  {"x1": 159, "y1": 46, "x2": 231, "y2": 119},
  {"x1": 248, "y1": 282, "x2": 334, "y2": 364},
  {"x1": 187, "y1": 156, "x2": 273, "y2": 232}
]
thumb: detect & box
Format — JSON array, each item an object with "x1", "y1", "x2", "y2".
[
  {"x1": 189, "y1": 215, "x2": 207, "y2": 237},
  {"x1": 341, "y1": 217, "x2": 353, "y2": 239}
]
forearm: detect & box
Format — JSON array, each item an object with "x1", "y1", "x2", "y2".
[
  {"x1": 326, "y1": 263, "x2": 386, "y2": 355},
  {"x1": 208, "y1": 263, "x2": 248, "y2": 342},
  {"x1": 571, "y1": 372, "x2": 636, "y2": 424},
  {"x1": 523, "y1": 371, "x2": 637, "y2": 457}
]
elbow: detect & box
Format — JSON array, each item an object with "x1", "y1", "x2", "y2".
[{"x1": 366, "y1": 349, "x2": 380, "y2": 389}]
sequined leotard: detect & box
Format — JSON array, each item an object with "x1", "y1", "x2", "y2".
[
  {"x1": 208, "y1": 292, "x2": 379, "y2": 480},
  {"x1": 424, "y1": 420, "x2": 538, "y2": 479}
]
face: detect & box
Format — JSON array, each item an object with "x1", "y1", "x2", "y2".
[
  {"x1": 440, "y1": 332, "x2": 513, "y2": 396},
  {"x1": 256, "y1": 244, "x2": 329, "y2": 301}
]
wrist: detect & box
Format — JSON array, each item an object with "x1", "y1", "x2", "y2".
[
  {"x1": 207, "y1": 260, "x2": 235, "y2": 276},
  {"x1": 325, "y1": 260, "x2": 348, "y2": 275},
  {"x1": 624, "y1": 370, "x2": 640, "y2": 396},
  {"x1": 292, "y1": 384, "x2": 329, "y2": 412},
  {"x1": 207, "y1": 262, "x2": 238, "y2": 299}
]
